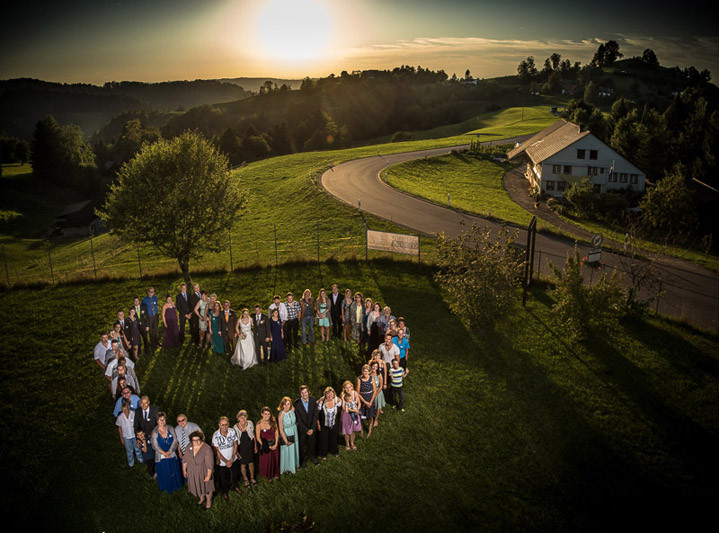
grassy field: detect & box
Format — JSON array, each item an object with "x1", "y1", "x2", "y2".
[
  {"x1": 1, "y1": 261, "x2": 718, "y2": 530},
  {"x1": 385, "y1": 151, "x2": 535, "y2": 226},
  {"x1": 0, "y1": 105, "x2": 560, "y2": 287}
]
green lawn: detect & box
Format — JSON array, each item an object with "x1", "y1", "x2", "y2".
[
  {"x1": 1, "y1": 261, "x2": 717, "y2": 529},
  {"x1": 385, "y1": 151, "x2": 534, "y2": 226}
]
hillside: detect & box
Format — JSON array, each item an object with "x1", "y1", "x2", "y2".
[{"x1": 0, "y1": 78, "x2": 252, "y2": 138}]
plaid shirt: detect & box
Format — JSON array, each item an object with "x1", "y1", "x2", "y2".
[{"x1": 286, "y1": 300, "x2": 301, "y2": 320}]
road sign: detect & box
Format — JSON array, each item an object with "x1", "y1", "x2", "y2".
[{"x1": 592, "y1": 233, "x2": 603, "y2": 247}]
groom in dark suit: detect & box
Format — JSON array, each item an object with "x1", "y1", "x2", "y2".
[
  {"x1": 252, "y1": 304, "x2": 271, "y2": 364},
  {"x1": 176, "y1": 283, "x2": 191, "y2": 342},
  {"x1": 133, "y1": 395, "x2": 160, "y2": 437},
  {"x1": 219, "y1": 300, "x2": 238, "y2": 355},
  {"x1": 294, "y1": 385, "x2": 319, "y2": 467}
]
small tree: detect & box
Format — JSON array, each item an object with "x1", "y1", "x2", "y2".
[
  {"x1": 98, "y1": 131, "x2": 245, "y2": 283},
  {"x1": 640, "y1": 164, "x2": 698, "y2": 233},
  {"x1": 435, "y1": 224, "x2": 524, "y2": 329},
  {"x1": 550, "y1": 248, "x2": 625, "y2": 341}
]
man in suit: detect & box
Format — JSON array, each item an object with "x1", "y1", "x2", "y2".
[
  {"x1": 252, "y1": 304, "x2": 271, "y2": 364},
  {"x1": 117, "y1": 310, "x2": 132, "y2": 352},
  {"x1": 329, "y1": 283, "x2": 342, "y2": 339},
  {"x1": 131, "y1": 296, "x2": 149, "y2": 356},
  {"x1": 134, "y1": 395, "x2": 159, "y2": 437},
  {"x1": 294, "y1": 385, "x2": 319, "y2": 467},
  {"x1": 176, "y1": 283, "x2": 191, "y2": 343},
  {"x1": 188, "y1": 283, "x2": 202, "y2": 346},
  {"x1": 219, "y1": 300, "x2": 238, "y2": 355},
  {"x1": 141, "y1": 287, "x2": 159, "y2": 350}
]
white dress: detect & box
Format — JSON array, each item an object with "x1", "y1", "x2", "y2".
[{"x1": 232, "y1": 318, "x2": 257, "y2": 369}]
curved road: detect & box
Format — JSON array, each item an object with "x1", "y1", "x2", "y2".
[{"x1": 322, "y1": 142, "x2": 719, "y2": 332}]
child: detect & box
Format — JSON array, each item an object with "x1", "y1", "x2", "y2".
[
  {"x1": 389, "y1": 358, "x2": 409, "y2": 412},
  {"x1": 135, "y1": 429, "x2": 156, "y2": 479}
]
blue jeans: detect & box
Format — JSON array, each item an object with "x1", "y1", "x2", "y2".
[
  {"x1": 123, "y1": 437, "x2": 143, "y2": 466},
  {"x1": 301, "y1": 316, "x2": 314, "y2": 344}
]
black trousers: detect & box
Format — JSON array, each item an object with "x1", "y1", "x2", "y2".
[
  {"x1": 144, "y1": 458, "x2": 156, "y2": 478},
  {"x1": 216, "y1": 460, "x2": 240, "y2": 492},
  {"x1": 391, "y1": 386, "x2": 404, "y2": 410},
  {"x1": 318, "y1": 423, "x2": 340, "y2": 457},
  {"x1": 139, "y1": 327, "x2": 149, "y2": 355},
  {"x1": 298, "y1": 430, "x2": 317, "y2": 465},
  {"x1": 284, "y1": 319, "x2": 299, "y2": 349},
  {"x1": 147, "y1": 315, "x2": 159, "y2": 348},
  {"x1": 255, "y1": 338, "x2": 269, "y2": 362},
  {"x1": 178, "y1": 313, "x2": 187, "y2": 340},
  {"x1": 189, "y1": 316, "x2": 200, "y2": 345},
  {"x1": 331, "y1": 312, "x2": 342, "y2": 338}
]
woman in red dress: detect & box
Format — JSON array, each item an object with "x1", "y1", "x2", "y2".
[{"x1": 255, "y1": 406, "x2": 279, "y2": 482}]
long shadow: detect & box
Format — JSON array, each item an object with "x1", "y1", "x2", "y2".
[{"x1": 628, "y1": 318, "x2": 719, "y2": 380}]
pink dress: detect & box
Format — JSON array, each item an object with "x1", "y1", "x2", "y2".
[{"x1": 341, "y1": 393, "x2": 362, "y2": 434}]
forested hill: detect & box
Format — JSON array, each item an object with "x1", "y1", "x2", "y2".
[{"x1": 0, "y1": 78, "x2": 252, "y2": 139}]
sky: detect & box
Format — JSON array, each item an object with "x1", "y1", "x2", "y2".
[{"x1": 1, "y1": 0, "x2": 717, "y2": 84}]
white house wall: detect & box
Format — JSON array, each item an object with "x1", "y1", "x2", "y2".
[{"x1": 535, "y1": 133, "x2": 646, "y2": 197}]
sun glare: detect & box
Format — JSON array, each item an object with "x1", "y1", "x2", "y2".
[{"x1": 255, "y1": 0, "x2": 332, "y2": 62}]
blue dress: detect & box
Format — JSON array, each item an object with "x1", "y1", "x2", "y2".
[
  {"x1": 155, "y1": 428, "x2": 183, "y2": 494},
  {"x1": 270, "y1": 318, "x2": 287, "y2": 362},
  {"x1": 279, "y1": 410, "x2": 300, "y2": 474}
]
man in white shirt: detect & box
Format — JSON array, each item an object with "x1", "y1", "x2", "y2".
[
  {"x1": 268, "y1": 295, "x2": 288, "y2": 323},
  {"x1": 379, "y1": 333, "x2": 400, "y2": 366},
  {"x1": 94, "y1": 332, "x2": 112, "y2": 370}
]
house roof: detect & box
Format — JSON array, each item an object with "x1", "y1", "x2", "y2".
[
  {"x1": 57, "y1": 200, "x2": 91, "y2": 217},
  {"x1": 507, "y1": 119, "x2": 590, "y2": 164}
]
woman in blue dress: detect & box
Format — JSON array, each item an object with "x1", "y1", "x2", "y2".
[
  {"x1": 269, "y1": 309, "x2": 286, "y2": 362},
  {"x1": 150, "y1": 412, "x2": 183, "y2": 494},
  {"x1": 209, "y1": 301, "x2": 225, "y2": 354},
  {"x1": 278, "y1": 397, "x2": 299, "y2": 474}
]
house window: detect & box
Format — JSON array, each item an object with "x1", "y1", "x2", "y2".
[
  {"x1": 552, "y1": 164, "x2": 561, "y2": 174},
  {"x1": 589, "y1": 150, "x2": 598, "y2": 160},
  {"x1": 563, "y1": 165, "x2": 572, "y2": 174},
  {"x1": 620, "y1": 173, "x2": 628, "y2": 183},
  {"x1": 577, "y1": 149, "x2": 586, "y2": 159},
  {"x1": 600, "y1": 167, "x2": 605, "y2": 174},
  {"x1": 545, "y1": 180, "x2": 555, "y2": 191},
  {"x1": 557, "y1": 181, "x2": 566, "y2": 192},
  {"x1": 593, "y1": 184, "x2": 602, "y2": 193},
  {"x1": 630, "y1": 174, "x2": 638, "y2": 184},
  {"x1": 587, "y1": 166, "x2": 598, "y2": 176},
  {"x1": 609, "y1": 173, "x2": 617, "y2": 182}
]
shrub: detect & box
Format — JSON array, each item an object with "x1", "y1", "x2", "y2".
[
  {"x1": 391, "y1": 131, "x2": 414, "y2": 142},
  {"x1": 549, "y1": 248, "x2": 625, "y2": 341},
  {"x1": 435, "y1": 224, "x2": 524, "y2": 329}
]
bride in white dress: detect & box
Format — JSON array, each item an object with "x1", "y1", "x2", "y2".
[{"x1": 232, "y1": 309, "x2": 257, "y2": 369}]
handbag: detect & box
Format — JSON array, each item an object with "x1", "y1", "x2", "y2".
[{"x1": 282, "y1": 435, "x2": 295, "y2": 445}]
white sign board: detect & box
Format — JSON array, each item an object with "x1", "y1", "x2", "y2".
[
  {"x1": 366, "y1": 230, "x2": 419, "y2": 256},
  {"x1": 588, "y1": 248, "x2": 602, "y2": 263}
]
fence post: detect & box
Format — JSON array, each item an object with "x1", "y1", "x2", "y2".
[
  {"x1": 536, "y1": 250, "x2": 542, "y2": 280},
  {"x1": 2, "y1": 244, "x2": 9, "y2": 286},
  {"x1": 316, "y1": 221, "x2": 320, "y2": 263},
  {"x1": 89, "y1": 233, "x2": 98, "y2": 280},
  {"x1": 364, "y1": 220, "x2": 369, "y2": 261},
  {"x1": 589, "y1": 266, "x2": 594, "y2": 285},
  {"x1": 137, "y1": 245, "x2": 143, "y2": 278},
  {"x1": 47, "y1": 241, "x2": 55, "y2": 284},
  {"x1": 274, "y1": 224, "x2": 278, "y2": 267},
  {"x1": 417, "y1": 236, "x2": 421, "y2": 263},
  {"x1": 228, "y1": 229, "x2": 234, "y2": 272}
]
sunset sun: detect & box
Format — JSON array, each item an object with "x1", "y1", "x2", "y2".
[{"x1": 255, "y1": 0, "x2": 332, "y2": 62}]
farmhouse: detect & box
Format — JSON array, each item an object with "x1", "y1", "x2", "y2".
[{"x1": 508, "y1": 119, "x2": 646, "y2": 198}]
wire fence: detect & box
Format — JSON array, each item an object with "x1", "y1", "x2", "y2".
[{"x1": 0, "y1": 218, "x2": 421, "y2": 287}]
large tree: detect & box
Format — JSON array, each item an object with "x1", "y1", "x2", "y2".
[{"x1": 98, "y1": 131, "x2": 245, "y2": 283}]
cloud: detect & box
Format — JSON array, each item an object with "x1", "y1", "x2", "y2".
[{"x1": 337, "y1": 35, "x2": 719, "y2": 78}]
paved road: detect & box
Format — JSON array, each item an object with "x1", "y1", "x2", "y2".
[{"x1": 322, "y1": 142, "x2": 719, "y2": 332}]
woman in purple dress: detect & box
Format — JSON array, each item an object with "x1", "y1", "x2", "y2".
[
  {"x1": 269, "y1": 308, "x2": 286, "y2": 362},
  {"x1": 162, "y1": 295, "x2": 180, "y2": 348}
]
